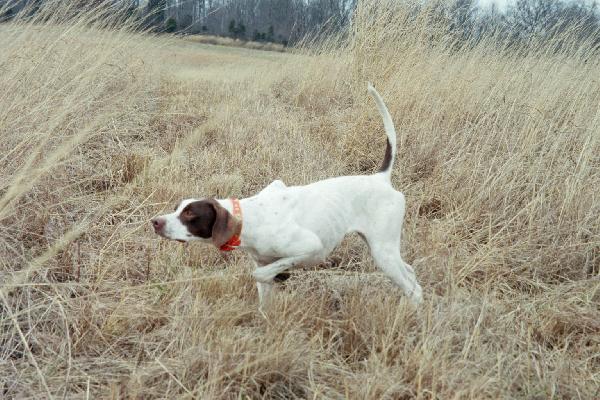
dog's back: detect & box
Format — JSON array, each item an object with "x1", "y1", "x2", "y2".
[{"x1": 243, "y1": 83, "x2": 403, "y2": 258}]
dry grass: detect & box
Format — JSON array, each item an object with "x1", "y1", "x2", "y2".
[
  {"x1": 185, "y1": 34, "x2": 286, "y2": 53},
  {"x1": 1, "y1": 0, "x2": 600, "y2": 398}
]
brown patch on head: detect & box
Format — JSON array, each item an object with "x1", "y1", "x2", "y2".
[
  {"x1": 178, "y1": 200, "x2": 217, "y2": 239},
  {"x1": 208, "y1": 199, "x2": 241, "y2": 247},
  {"x1": 178, "y1": 199, "x2": 241, "y2": 247}
]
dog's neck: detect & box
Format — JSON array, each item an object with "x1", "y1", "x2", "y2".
[
  {"x1": 215, "y1": 198, "x2": 245, "y2": 249},
  {"x1": 215, "y1": 198, "x2": 233, "y2": 213}
]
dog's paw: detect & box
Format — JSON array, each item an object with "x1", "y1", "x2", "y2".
[{"x1": 408, "y1": 283, "x2": 423, "y2": 305}]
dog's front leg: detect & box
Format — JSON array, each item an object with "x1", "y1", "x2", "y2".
[
  {"x1": 251, "y1": 260, "x2": 274, "y2": 310},
  {"x1": 252, "y1": 255, "x2": 311, "y2": 284},
  {"x1": 253, "y1": 232, "x2": 322, "y2": 308},
  {"x1": 257, "y1": 282, "x2": 273, "y2": 310}
]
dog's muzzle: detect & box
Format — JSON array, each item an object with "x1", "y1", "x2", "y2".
[{"x1": 151, "y1": 217, "x2": 166, "y2": 235}]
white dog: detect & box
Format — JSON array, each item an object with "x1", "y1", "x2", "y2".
[{"x1": 151, "y1": 84, "x2": 423, "y2": 306}]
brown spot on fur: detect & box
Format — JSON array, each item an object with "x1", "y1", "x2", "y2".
[
  {"x1": 178, "y1": 200, "x2": 217, "y2": 239},
  {"x1": 379, "y1": 138, "x2": 392, "y2": 172},
  {"x1": 209, "y1": 199, "x2": 241, "y2": 248}
]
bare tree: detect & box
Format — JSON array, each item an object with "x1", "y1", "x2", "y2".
[
  {"x1": 155, "y1": 0, "x2": 356, "y2": 44},
  {"x1": 505, "y1": 0, "x2": 562, "y2": 40}
]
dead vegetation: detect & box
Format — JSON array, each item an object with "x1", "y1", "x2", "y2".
[
  {"x1": 185, "y1": 34, "x2": 286, "y2": 52},
  {"x1": 1, "y1": 0, "x2": 599, "y2": 398}
]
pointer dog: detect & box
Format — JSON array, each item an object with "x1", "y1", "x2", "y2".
[{"x1": 151, "y1": 84, "x2": 423, "y2": 306}]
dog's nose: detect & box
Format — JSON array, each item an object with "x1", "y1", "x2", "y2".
[{"x1": 151, "y1": 217, "x2": 165, "y2": 233}]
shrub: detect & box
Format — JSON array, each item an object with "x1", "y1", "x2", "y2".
[{"x1": 164, "y1": 17, "x2": 176, "y2": 33}]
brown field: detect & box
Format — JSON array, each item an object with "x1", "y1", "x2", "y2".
[
  {"x1": 184, "y1": 34, "x2": 286, "y2": 52},
  {"x1": 1, "y1": 1, "x2": 599, "y2": 399}
]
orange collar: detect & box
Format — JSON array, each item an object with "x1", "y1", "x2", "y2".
[{"x1": 219, "y1": 198, "x2": 242, "y2": 251}]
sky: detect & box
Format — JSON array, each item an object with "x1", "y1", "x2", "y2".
[
  {"x1": 479, "y1": 0, "x2": 509, "y2": 10},
  {"x1": 479, "y1": 0, "x2": 594, "y2": 10}
]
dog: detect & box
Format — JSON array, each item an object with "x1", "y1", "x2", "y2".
[{"x1": 151, "y1": 84, "x2": 423, "y2": 307}]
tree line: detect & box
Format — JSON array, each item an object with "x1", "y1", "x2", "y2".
[
  {"x1": 2, "y1": 0, "x2": 600, "y2": 50},
  {"x1": 145, "y1": 0, "x2": 356, "y2": 45},
  {"x1": 440, "y1": 0, "x2": 600, "y2": 50},
  {"x1": 146, "y1": 0, "x2": 600, "y2": 49}
]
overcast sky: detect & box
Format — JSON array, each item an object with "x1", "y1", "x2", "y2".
[
  {"x1": 479, "y1": 0, "x2": 509, "y2": 10},
  {"x1": 478, "y1": 0, "x2": 594, "y2": 10}
]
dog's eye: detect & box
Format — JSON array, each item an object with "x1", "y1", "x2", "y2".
[{"x1": 181, "y1": 209, "x2": 194, "y2": 219}]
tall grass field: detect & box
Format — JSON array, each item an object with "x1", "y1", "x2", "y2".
[{"x1": 1, "y1": 0, "x2": 599, "y2": 398}]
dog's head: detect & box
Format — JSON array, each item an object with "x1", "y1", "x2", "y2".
[{"x1": 151, "y1": 198, "x2": 239, "y2": 247}]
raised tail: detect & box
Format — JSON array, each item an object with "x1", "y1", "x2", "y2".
[{"x1": 367, "y1": 83, "x2": 396, "y2": 181}]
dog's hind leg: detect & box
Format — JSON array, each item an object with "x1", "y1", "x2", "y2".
[
  {"x1": 365, "y1": 235, "x2": 423, "y2": 304},
  {"x1": 369, "y1": 241, "x2": 423, "y2": 304},
  {"x1": 359, "y1": 191, "x2": 422, "y2": 304}
]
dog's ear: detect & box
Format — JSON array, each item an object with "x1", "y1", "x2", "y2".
[{"x1": 207, "y1": 199, "x2": 240, "y2": 248}]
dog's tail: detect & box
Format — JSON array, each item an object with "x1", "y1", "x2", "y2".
[{"x1": 368, "y1": 83, "x2": 396, "y2": 181}]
